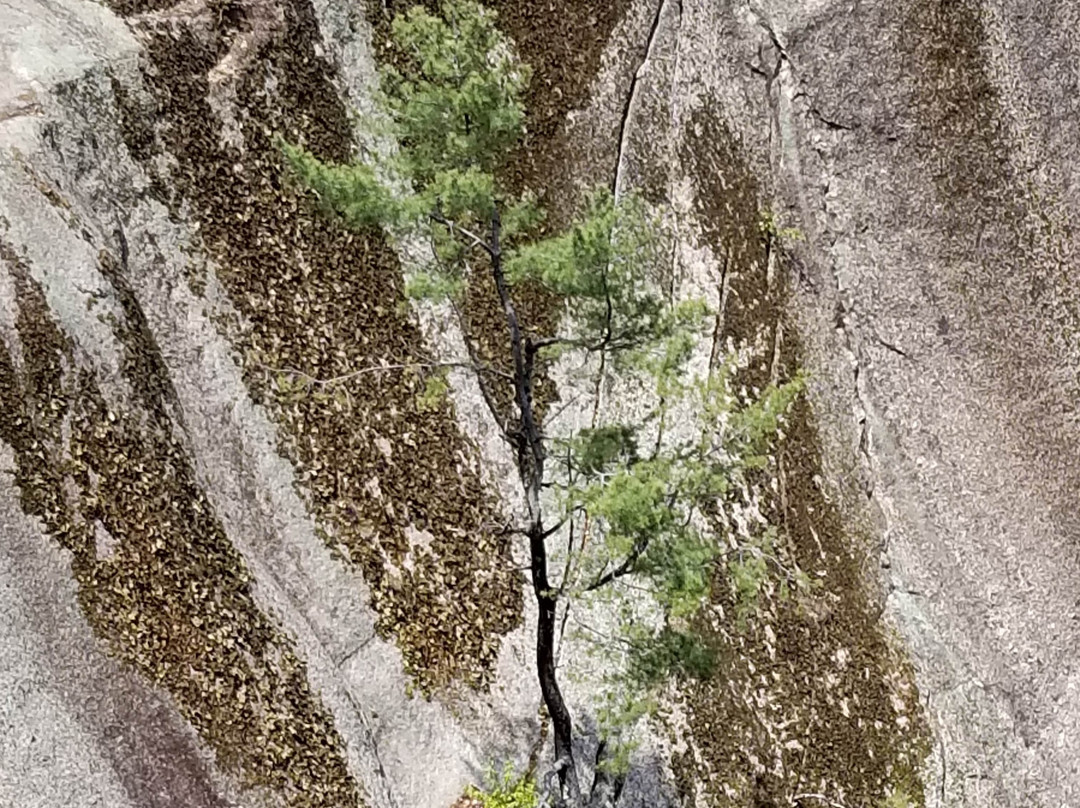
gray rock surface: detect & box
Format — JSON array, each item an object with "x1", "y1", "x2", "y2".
[
  {"x1": 0, "y1": 0, "x2": 536, "y2": 806},
  {"x1": 0, "y1": 440, "x2": 243, "y2": 808},
  {"x1": 593, "y1": 0, "x2": 1080, "y2": 803},
  {"x1": 725, "y1": 0, "x2": 1080, "y2": 803},
  {"x1": 1, "y1": 6, "x2": 250, "y2": 807},
  {"x1": 765, "y1": 1, "x2": 1080, "y2": 802},
  {"x1": 5, "y1": 0, "x2": 1080, "y2": 805}
]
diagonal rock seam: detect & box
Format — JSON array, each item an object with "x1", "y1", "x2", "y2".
[
  {"x1": 612, "y1": 0, "x2": 680, "y2": 200},
  {"x1": 747, "y1": 7, "x2": 947, "y2": 798},
  {"x1": 11, "y1": 0, "x2": 1080, "y2": 806}
]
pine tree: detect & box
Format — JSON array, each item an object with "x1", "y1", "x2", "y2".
[{"x1": 284, "y1": 3, "x2": 803, "y2": 805}]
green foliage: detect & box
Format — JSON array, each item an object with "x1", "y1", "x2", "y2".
[
  {"x1": 283, "y1": 11, "x2": 684, "y2": 325},
  {"x1": 384, "y1": 1, "x2": 530, "y2": 180},
  {"x1": 880, "y1": 785, "x2": 917, "y2": 808},
  {"x1": 464, "y1": 763, "x2": 538, "y2": 808},
  {"x1": 287, "y1": 0, "x2": 809, "y2": 773},
  {"x1": 728, "y1": 528, "x2": 779, "y2": 624},
  {"x1": 727, "y1": 376, "x2": 805, "y2": 458},
  {"x1": 284, "y1": 0, "x2": 530, "y2": 289},
  {"x1": 558, "y1": 364, "x2": 805, "y2": 772},
  {"x1": 583, "y1": 459, "x2": 674, "y2": 552},
  {"x1": 570, "y1": 425, "x2": 639, "y2": 476},
  {"x1": 565, "y1": 369, "x2": 805, "y2": 602},
  {"x1": 415, "y1": 367, "x2": 451, "y2": 412},
  {"x1": 626, "y1": 626, "x2": 717, "y2": 687},
  {"x1": 507, "y1": 190, "x2": 673, "y2": 350},
  {"x1": 590, "y1": 682, "x2": 652, "y2": 771},
  {"x1": 280, "y1": 141, "x2": 396, "y2": 230},
  {"x1": 758, "y1": 207, "x2": 805, "y2": 246},
  {"x1": 500, "y1": 192, "x2": 545, "y2": 240}
]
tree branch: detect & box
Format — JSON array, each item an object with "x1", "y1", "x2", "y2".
[
  {"x1": 429, "y1": 211, "x2": 495, "y2": 256},
  {"x1": 792, "y1": 794, "x2": 849, "y2": 808},
  {"x1": 584, "y1": 535, "x2": 650, "y2": 592},
  {"x1": 540, "y1": 516, "x2": 573, "y2": 541},
  {"x1": 527, "y1": 331, "x2": 646, "y2": 358},
  {"x1": 254, "y1": 358, "x2": 512, "y2": 387},
  {"x1": 542, "y1": 391, "x2": 585, "y2": 428},
  {"x1": 527, "y1": 335, "x2": 580, "y2": 352},
  {"x1": 450, "y1": 298, "x2": 511, "y2": 438}
]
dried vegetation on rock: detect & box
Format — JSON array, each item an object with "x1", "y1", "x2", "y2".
[
  {"x1": 0, "y1": 242, "x2": 363, "y2": 808},
  {"x1": 108, "y1": 0, "x2": 524, "y2": 693},
  {"x1": 666, "y1": 100, "x2": 930, "y2": 806}
]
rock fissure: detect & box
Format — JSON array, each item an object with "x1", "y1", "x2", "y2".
[
  {"x1": 611, "y1": 0, "x2": 680, "y2": 200},
  {"x1": 651, "y1": 7, "x2": 933, "y2": 804}
]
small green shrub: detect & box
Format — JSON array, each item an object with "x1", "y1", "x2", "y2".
[
  {"x1": 758, "y1": 207, "x2": 805, "y2": 245},
  {"x1": 464, "y1": 763, "x2": 538, "y2": 808},
  {"x1": 881, "y1": 784, "x2": 916, "y2": 808},
  {"x1": 415, "y1": 367, "x2": 450, "y2": 412}
]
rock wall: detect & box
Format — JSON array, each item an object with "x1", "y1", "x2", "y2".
[
  {"x1": 759, "y1": 1, "x2": 1080, "y2": 803},
  {"x1": 1, "y1": 0, "x2": 532, "y2": 805},
  {"x1": 4, "y1": 0, "x2": 1080, "y2": 806},
  {"x1": 601, "y1": 3, "x2": 930, "y2": 805}
]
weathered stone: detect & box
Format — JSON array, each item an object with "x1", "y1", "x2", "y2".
[{"x1": 6, "y1": 0, "x2": 1080, "y2": 805}]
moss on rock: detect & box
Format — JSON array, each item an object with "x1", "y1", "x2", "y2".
[
  {"x1": 0, "y1": 243, "x2": 364, "y2": 808},
  {"x1": 666, "y1": 99, "x2": 931, "y2": 807},
  {"x1": 104, "y1": 0, "x2": 525, "y2": 692}
]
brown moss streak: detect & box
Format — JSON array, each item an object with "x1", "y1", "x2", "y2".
[
  {"x1": 106, "y1": 0, "x2": 524, "y2": 694},
  {"x1": 0, "y1": 240, "x2": 363, "y2": 808},
  {"x1": 667, "y1": 101, "x2": 930, "y2": 807}
]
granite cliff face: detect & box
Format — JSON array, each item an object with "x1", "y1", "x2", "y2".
[{"x1": 2, "y1": 0, "x2": 1078, "y2": 806}]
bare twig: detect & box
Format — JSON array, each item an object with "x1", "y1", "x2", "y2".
[
  {"x1": 254, "y1": 358, "x2": 512, "y2": 387},
  {"x1": 584, "y1": 536, "x2": 649, "y2": 592},
  {"x1": 449, "y1": 298, "x2": 512, "y2": 438},
  {"x1": 792, "y1": 793, "x2": 849, "y2": 808},
  {"x1": 542, "y1": 391, "x2": 585, "y2": 427},
  {"x1": 429, "y1": 211, "x2": 494, "y2": 256},
  {"x1": 569, "y1": 615, "x2": 634, "y2": 649}
]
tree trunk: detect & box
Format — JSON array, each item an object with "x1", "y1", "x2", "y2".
[
  {"x1": 531, "y1": 524, "x2": 580, "y2": 802},
  {"x1": 488, "y1": 206, "x2": 582, "y2": 802},
  {"x1": 487, "y1": 206, "x2": 627, "y2": 807}
]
